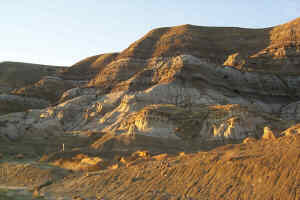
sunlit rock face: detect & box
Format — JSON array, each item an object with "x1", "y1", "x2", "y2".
[
  {"x1": 281, "y1": 123, "x2": 300, "y2": 136},
  {"x1": 1, "y1": 18, "x2": 300, "y2": 144}
]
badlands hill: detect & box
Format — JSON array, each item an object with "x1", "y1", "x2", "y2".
[
  {"x1": 0, "y1": 62, "x2": 70, "y2": 114},
  {"x1": 0, "y1": 18, "x2": 300, "y2": 199},
  {"x1": 0, "y1": 61, "x2": 63, "y2": 92}
]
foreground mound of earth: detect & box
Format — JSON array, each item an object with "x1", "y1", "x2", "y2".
[
  {"x1": 47, "y1": 134, "x2": 300, "y2": 200},
  {"x1": 0, "y1": 132, "x2": 299, "y2": 199}
]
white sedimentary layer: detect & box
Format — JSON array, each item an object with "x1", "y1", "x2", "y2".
[{"x1": 0, "y1": 55, "x2": 299, "y2": 141}]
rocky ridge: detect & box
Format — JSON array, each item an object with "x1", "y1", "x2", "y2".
[{"x1": 1, "y1": 18, "x2": 300, "y2": 145}]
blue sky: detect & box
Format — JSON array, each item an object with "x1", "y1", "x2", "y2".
[{"x1": 1, "y1": 1, "x2": 299, "y2": 66}]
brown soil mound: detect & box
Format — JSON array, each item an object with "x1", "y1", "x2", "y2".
[
  {"x1": 0, "y1": 129, "x2": 299, "y2": 199},
  {"x1": 45, "y1": 134, "x2": 300, "y2": 200},
  {"x1": 0, "y1": 61, "x2": 63, "y2": 90}
]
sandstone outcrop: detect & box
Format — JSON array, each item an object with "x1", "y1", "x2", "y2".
[
  {"x1": 262, "y1": 126, "x2": 277, "y2": 139},
  {"x1": 281, "y1": 123, "x2": 300, "y2": 136},
  {"x1": 1, "y1": 18, "x2": 300, "y2": 148},
  {"x1": 243, "y1": 137, "x2": 257, "y2": 144}
]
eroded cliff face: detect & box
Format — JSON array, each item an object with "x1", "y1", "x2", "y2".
[
  {"x1": 224, "y1": 18, "x2": 300, "y2": 73},
  {"x1": 0, "y1": 55, "x2": 296, "y2": 143},
  {"x1": 1, "y1": 18, "x2": 300, "y2": 148}
]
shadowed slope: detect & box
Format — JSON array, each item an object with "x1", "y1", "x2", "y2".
[
  {"x1": 0, "y1": 61, "x2": 64, "y2": 92},
  {"x1": 0, "y1": 62, "x2": 67, "y2": 114},
  {"x1": 60, "y1": 53, "x2": 119, "y2": 80}
]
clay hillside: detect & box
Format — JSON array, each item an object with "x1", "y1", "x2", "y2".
[{"x1": 0, "y1": 18, "x2": 300, "y2": 200}]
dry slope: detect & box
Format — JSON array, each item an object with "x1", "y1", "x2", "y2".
[{"x1": 41, "y1": 134, "x2": 300, "y2": 200}]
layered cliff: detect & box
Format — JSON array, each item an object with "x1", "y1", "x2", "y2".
[{"x1": 1, "y1": 18, "x2": 300, "y2": 146}]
